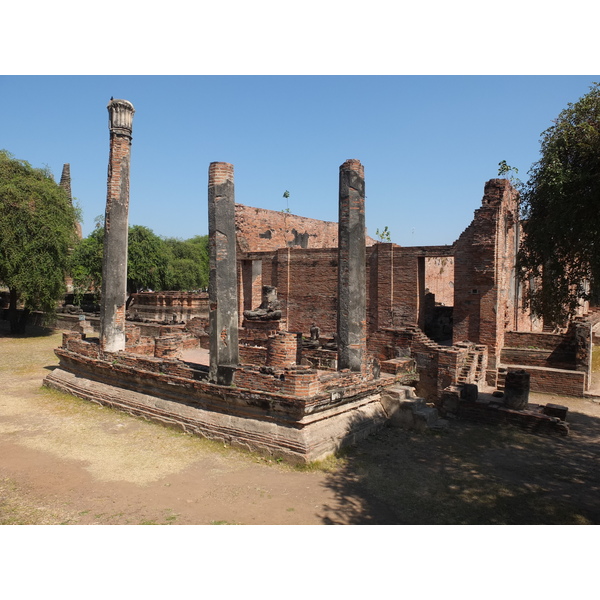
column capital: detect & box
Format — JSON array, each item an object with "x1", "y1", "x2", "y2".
[{"x1": 107, "y1": 98, "x2": 135, "y2": 136}]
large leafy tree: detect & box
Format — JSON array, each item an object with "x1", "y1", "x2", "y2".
[
  {"x1": 163, "y1": 235, "x2": 209, "y2": 291},
  {"x1": 518, "y1": 83, "x2": 600, "y2": 325},
  {"x1": 0, "y1": 150, "x2": 79, "y2": 333},
  {"x1": 126, "y1": 225, "x2": 171, "y2": 296}
]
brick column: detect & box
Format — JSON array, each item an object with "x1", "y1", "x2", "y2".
[
  {"x1": 337, "y1": 159, "x2": 367, "y2": 372},
  {"x1": 100, "y1": 99, "x2": 135, "y2": 352},
  {"x1": 59, "y1": 163, "x2": 71, "y2": 199},
  {"x1": 208, "y1": 162, "x2": 239, "y2": 384}
]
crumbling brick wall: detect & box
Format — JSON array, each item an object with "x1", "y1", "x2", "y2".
[
  {"x1": 453, "y1": 179, "x2": 532, "y2": 385},
  {"x1": 238, "y1": 243, "x2": 456, "y2": 339},
  {"x1": 128, "y1": 291, "x2": 209, "y2": 323},
  {"x1": 234, "y1": 179, "x2": 552, "y2": 392},
  {"x1": 425, "y1": 256, "x2": 454, "y2": 306},
  {"x1": 235, "y1": 203, "x2": 375, "y2": 254}
]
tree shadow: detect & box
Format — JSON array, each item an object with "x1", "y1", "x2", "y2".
[
  {"x1": 0, "y1": 318, "x2": 57, "y2": 339},
  {"x1": 317, "y1": 406, "x2": 600, "y2": 525}
]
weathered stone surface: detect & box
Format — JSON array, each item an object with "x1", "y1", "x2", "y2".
[
  {"x1": 460, "y1": 383, "x2": 479, "y2": 402},
  {"x1": 337, "y1": 159, "x2": 367, "y2": 373},
  {"x1": 504, "y1": 369, "x2": 530, "y2": 410},
  {"x1": 100, "y1": 98, "x2": 135, "y2": 353},
  {"x1": 235, "y1": 203, "x2": 376, "y2": 254},
  {"x1": 208, "y1": 162, "x2": 239, "y2": 384},
  {"x1": 128, "y1": 291, "x2": 209, "y2": 323}
]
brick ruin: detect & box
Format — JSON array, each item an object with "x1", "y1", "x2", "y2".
[{"x1": 43, "y1": 99, "x2": 593, "y2": 460}]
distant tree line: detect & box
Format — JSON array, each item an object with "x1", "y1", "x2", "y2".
[{"x1": 70, "y1": 220, "x2": 209, "y2": 306}]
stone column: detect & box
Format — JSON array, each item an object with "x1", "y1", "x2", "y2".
[
  {"x1": 504, "y1": 369, "x2": 530, "y2": 410},
  {"x1": 100, "y1": 99, "x2": 135, "y2": 352},
  {"x1": 208, "y1": 162, "x2": 239, "y2": 384},
  {"x1": 337, "y1": 159, "x2": 367, "y2": 373}
]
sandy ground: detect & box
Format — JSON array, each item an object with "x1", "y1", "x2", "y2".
[{"x1": 2, "y1": 322, "x2": 600, "y2": 526}]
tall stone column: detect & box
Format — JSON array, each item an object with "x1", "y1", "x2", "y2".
[
  {"x1": 208, "y1": 162, "x2": 239, "y2": 384},
  {"x1": 337, "y1": 159, "x2": 367, "y2": 372},
  {"x1": 100, "y1": 99, "x2": 135, "y2": 352}
]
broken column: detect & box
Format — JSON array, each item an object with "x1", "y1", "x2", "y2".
[
  {"x1": 100, "y1": 99, "x2": 135, "y2": 352},
  {"x1": 337, "y1": 159, "x2": 367, "y2": 373},
  {"x1": 208, "y1": 162, "x2": 239, "y2": 384},
  {"x1": 504, "y1": 369, "x2": 530, "y2": 410}
]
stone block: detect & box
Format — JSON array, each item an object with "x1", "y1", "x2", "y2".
[{"x1": 542, "y1": 403, "x2": 568, "y2": 421}]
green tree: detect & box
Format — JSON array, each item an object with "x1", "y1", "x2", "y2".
[
  {"x1": 126, "y1": 225, "x2": 170, "y2": 297},
  {"x1": 71, "y1": 225, "x2": 208, "y2": 302},
  {"x1": 376, "y1": 226, "x2": 391, "y2": 242},
  {"x1": 517, "y1": 83, "x2": 600, "y2": 325},
  {"x1": 70, "y1": 221, "x2": 104, "y2": 303},
  {"x1": 497, "y1": 160, "x2": 521, "y2": 186},
  {"x1": 163, "y1": 235, "x2": 209, "y2": 291},
  {"x1": 0, "y1": 150, "x2": 79, "y2": 333},
  {"x1": 282, "y1": 190, "x2": 291, "y2": 213}
]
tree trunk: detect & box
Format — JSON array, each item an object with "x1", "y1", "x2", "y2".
[
  {"x1": 8, "y1": 288, "x2": 30, "y2": 334},
  {"x1": 8, "y1": 288, "x2": 19, "y2": 334}
]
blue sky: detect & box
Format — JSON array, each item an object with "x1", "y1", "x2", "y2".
[{"x1": 1, "y1": 75, "x2": 596, "y2": 246}]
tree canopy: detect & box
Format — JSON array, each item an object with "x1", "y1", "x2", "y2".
[
  {"x1": 70, "y1": 223, "x2": 209, "y2": 302},
  {"x1": 0, "y1": 150, "x2": 79, "y2": 332},
  {"x1": 518, "y1": 83, "x2": 600, "y2": 325},
  {"x1": 126, "y1": 225, "x2": 171, "y2": 295},
  {"x1": 163, "y1": 235, "x2": 209, "y2": 291}
]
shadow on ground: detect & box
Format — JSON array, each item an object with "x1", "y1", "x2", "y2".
[
  {"x1": 0, "y1": 319, "x2": 56, "y2": 339},
  {"x1": 317, "y1": 407, "x2": 600, "y2": 525}
]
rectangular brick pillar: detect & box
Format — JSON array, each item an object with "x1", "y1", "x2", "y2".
[
  {"x1": 337, "y1": 159, "x2": 367, "y2": 372},
  {"x1": 100, "y1": 99, "x2": 135, "y2": 353},
  {"x1": 208, "y1": 162, "x2": 239, "y2": 384}
]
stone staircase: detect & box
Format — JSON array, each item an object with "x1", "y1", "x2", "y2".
[
  {"x1": 497, "y1": 367, "x2": 507, "y2": 391},
  {"x1": 456, "y1": 345, "x2": 487, "y2": 386},
  {"x1": 380, "y1": 384, "x2": 447, "y2": 431}
]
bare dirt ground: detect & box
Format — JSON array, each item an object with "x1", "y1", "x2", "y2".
[{"x1": 2, "y1": 321, "x2": 600, "y2": 525}]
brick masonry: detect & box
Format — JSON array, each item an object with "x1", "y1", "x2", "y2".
[
  {"x1": 128, "y1": 291, "x2": 209, "y2": 323},
  {"x1": 100, "y1": 99, "x2": 135, "y2": 353},
  {"x1": 235, "y1": 203, "x2": 376, "y2": 254}
]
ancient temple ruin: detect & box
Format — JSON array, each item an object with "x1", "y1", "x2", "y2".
[{"x1": 44, "y1": 99, "x2": 593, "y2": 460}]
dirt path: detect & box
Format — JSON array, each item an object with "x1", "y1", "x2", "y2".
[{"x1": 2, "y1": 322, "x2": 600, "y2": 525}]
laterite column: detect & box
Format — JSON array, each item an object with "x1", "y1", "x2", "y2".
[
  {"x1": 100, "y1": 99, "x2": 135, "y2": 352},
  {"x1": 337, "y1": 159, "x2": 367, "y2": 372},
  {"x1": 208, "y1": 162, "x2": 239, "y2": 384}
]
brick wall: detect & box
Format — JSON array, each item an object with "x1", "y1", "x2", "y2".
[
  {"x1": 129, "y1": 291, "x2": 209, "y2": 323},
  {"x1": 235, "y1": 203, "x2": 375, "y2": 254},
  {"x1": 238, "y1": 242, "x2": 456, "y2": 340},
  {"x1": 453, "y1": 180, "x2": 522, "y2": 384},
  {"x1": 511, "y1": 366, "x2": 586, "y2": 397},
  {"x1": 275, "y1": 247, "x2": 339, "y2": 335},
  {"x1": 267, "y1": 332, "x2": 301, "y2": 368},
  {"x1": 425, "y1": 256, "x2": 454, "y2": 306}
]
